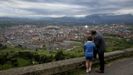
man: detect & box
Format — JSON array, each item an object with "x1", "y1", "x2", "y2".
[{"x1": 91, "y1": 30, "x2": 106, "y2": 73}]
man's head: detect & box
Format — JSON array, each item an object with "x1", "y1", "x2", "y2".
[
  {"x1": 90, "y1": 30, "x2": 97, "y2": 39},
  {"x1": 91, "y1": 30, "x2": 97, "y2": 36}
]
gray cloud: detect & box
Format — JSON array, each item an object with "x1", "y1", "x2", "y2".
[{"x1": 0, "y1": 0, "x2": 133, "y2": 17}]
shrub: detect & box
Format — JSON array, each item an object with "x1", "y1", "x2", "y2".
[
  {"x1": 55, "y1": 50, "x2": 65, "y2": 61},
  {"x1": 0, "y1": 64, "x2": 12, "y2": 70}
]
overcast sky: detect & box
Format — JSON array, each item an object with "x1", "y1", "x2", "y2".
[{"x1": 0, "y1": 0, "x2": 133, "y2": 17}]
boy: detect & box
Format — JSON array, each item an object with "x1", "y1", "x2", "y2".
[{"x1": 84, "y1": 36, "x2": 95, "y2": 73}]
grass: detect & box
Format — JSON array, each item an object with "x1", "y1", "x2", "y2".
[
  {"x1": 105, "y1": 37, "x2": 133, "y2": 52},
  {"x1": 16, "y1": 58, "x2": 31, "y2": 67}
]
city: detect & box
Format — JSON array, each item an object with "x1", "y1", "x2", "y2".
[{"x1": 0, "y1": 24, "x2": 132, "y2": 50}]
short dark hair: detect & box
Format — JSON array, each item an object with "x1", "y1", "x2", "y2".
[
  {"x1": 91, "y1": 30, "x2": 97, "y2": 35},
  {"x1": 87, "y1": 36, "x2": 93, "y2": 41}
]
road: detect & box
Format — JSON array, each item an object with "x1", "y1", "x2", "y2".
[{"x1": 83, "y1": 57, "x2": 133, "y2": 75}]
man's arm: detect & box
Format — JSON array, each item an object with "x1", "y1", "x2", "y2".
[
  {"x1": 94, "y1": 36, "x2": 101, "y2": 48},
  {"x1": 93, "y1": 43, "x2": 97, "y2": 59}
]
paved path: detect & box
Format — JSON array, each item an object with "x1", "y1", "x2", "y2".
[{"x1": 83, "y1": 57, "x2": 133, "y2": 75}]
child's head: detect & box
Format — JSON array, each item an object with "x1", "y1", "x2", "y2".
[{"x1": 87, "y1": 36, "x2": 93, "y2": 41}]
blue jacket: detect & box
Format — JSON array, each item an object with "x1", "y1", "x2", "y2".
[{"x1": 84, "y1": 41, "x2": 95, "y2": 57}]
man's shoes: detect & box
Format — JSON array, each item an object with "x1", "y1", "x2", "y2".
[{"x1": 95, "y1": 70, "x2": 104, "y2": 73}]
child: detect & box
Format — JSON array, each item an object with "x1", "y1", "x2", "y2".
[{"x1": 84, "y1": 36, "x2": 95, "y2": 73}]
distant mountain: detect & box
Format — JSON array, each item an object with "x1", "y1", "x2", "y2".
[
  {"x1": 0, "y1": 14, "x2": 133, "y2": 27},
  {"x1": 84, "y1": 14, "x2": 133, "y2": 24},
  {"x1": 53, "y1": 14, "x2": 133, "y2": 24}
]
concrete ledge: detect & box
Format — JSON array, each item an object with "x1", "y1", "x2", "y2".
[{"x1": 0, "y1": 48, "x2": 133, "y2": 75}]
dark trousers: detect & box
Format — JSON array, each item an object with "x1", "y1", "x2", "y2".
[{"x1": 94, "y1": 49, "x2": 105, "y2": 71}]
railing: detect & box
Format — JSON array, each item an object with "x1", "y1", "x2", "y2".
[{"x1": 0, "y1": 48, "x2": 133, "y2": 75}]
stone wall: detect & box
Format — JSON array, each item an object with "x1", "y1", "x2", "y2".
[{"x1": 0, "y1": 48, "x2": 133, "y2": 75}]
